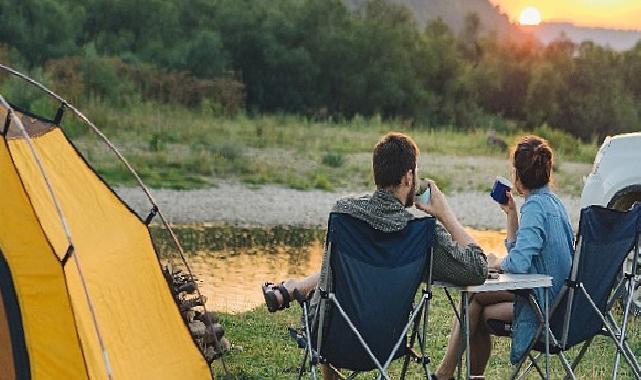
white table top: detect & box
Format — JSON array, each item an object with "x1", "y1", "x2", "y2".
[{"x1": 434, "y1": 273, "x2": 552, "y2": 292}]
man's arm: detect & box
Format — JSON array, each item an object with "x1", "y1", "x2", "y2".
[
  {"x1": 415, "y1": 181, "x2": 488, "y2": 285},
  {"x1": 431, "y1": 223, "x2": 488, "y2": 285}
]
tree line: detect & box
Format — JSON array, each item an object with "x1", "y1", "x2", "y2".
[{"x1": 1, "y1": 0, "x2": 640, "y2": 140}]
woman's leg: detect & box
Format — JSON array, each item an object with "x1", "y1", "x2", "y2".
[
  {"x1": 469, "y1": 300, "x2": 514, "y2": 375},
  {"x1": 469, "y1": 317, "x2": 492, "y2": 376},
  {"x1": 435, "y1": 291, "x2": 513, "y2": 380}
]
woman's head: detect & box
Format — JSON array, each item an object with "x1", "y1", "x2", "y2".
[{"x1": 511, "y1": 135, "x2": 553, "y2": 193}]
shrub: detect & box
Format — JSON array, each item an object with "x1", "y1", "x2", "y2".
[
  {"x1": 210, "y1": 143, "x2": 243, "y2": 161},
  {"x1": 313, "y1": 172, "x2": 332, "y2": 191},
  {"x1": 321, "y1": 152, "x2": 345, "y2": 168}
]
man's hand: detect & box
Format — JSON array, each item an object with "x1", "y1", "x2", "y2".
[
  {"x1": 499, "y1": 191, "x2": 517, "y2": 215},
  {"x1": 415, "y1": 180, "x2": 452, "y2": 221},
  {"x1": 486, "y1": 253, "x2": 502, "y2": 270}
]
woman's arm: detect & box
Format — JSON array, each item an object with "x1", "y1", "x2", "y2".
[{"x1": 500, "y1": 201, "x2": 546, "y2": 273}]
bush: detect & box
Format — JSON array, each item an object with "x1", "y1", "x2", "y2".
[
  {"x1": 321, "y1": 152, "x2": 345, "y2": 168},
  {"x1": 313, "y1": 172, "x2": 332, "y2": 191},
  {"x1": 210, "y1": 143, "x2": 243, "y2": 161}
]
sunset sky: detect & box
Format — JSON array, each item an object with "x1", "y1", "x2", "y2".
[{"x1": 490, "y1": 0, "x2": 641, "y2": 30}]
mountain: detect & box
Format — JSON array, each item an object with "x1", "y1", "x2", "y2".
[
  {"x1": 345, "y1": 0, "x2": 518, "y2": 36},
  {"x1": 526, "y1": 22, "x2": 641, "y2": 51},
  {"x1": 345, "y1": 0, "x2": 641, "y2": 51}
]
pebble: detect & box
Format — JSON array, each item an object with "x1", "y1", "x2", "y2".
[{"x1": 116, "y1": 182, "x2": 581, "y2": 230}]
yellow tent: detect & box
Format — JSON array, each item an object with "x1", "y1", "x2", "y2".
[{"x1": 0, "y1": 98, "x2": 212, "y2": 379}]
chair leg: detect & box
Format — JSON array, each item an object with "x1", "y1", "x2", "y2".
[
  {"x1": 400, "y1": 307, "x2": 422, "y2": 379},
  {"x1": 298, "y1": 348, "x2": 308, "y2": 380},
  {"x1": 613, "y1": 274, "x2": 641, "y2": 380},
  {"x1": 509, "y1": 349, "x2": 529, "y2": 380},
  {"x1": 301, "y1": 303, "x2": 318, "y2": 380},
  {"x1": 563, "y1": 337, "x2": 592, "y2": 380},
  {"x1": 401, "y1": 292, "x2": 433, "y2": 379},
  {"x1": 621, "y1": 341, "x2": 641, "y2": 377},
  {"x1": 580, "y1": 285, "x2": 641, "y2": 379},
  {"x1": 557, "y1": 351, "x2": 577, "y2": 380},
  {"x1": 420, "y1": 292, "x2": 433, "y2": 378},
  {"x1": 527, "y1": 354, "x2": 546, "y2": 379},
  {"x1": 416, "y1": 333, "x2": 431, "y2": 378},
  {"x1": 514, "y1": 355, "x2": 537, "y2": 380}
]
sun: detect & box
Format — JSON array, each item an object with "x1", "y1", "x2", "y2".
[{"x1": 519, "y1": 6, "x2": 542, "y2": 26}]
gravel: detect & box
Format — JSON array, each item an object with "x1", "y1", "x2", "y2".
[{"x1": 116, "y1": 182, "x2": 581, "y2": 230}]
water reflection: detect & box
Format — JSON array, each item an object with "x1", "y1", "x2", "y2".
[{"x1": 152, "y1": 225, "x2": 506, "y2": 313}]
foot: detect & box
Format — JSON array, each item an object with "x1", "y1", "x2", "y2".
[{"x1": 261, "y1": 281, "x2": 295, "y2": 312}]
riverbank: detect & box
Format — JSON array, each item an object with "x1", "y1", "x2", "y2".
[{"x1": 116, "y1": 182, "x2": 582, "y2": 230}]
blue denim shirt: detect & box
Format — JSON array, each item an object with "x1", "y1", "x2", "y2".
[{"x1": 500, "y1": 185, "x2": 573, "y2": 364}]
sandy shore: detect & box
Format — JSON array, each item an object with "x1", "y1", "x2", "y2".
[{"x1": 116, "y1": 182, "x2": 581, "y2": 230}]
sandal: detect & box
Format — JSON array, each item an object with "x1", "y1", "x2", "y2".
[{"x1": 262, "y1": 282, "x2": 291, "y2": 312}]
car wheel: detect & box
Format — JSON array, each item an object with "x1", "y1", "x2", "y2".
[{"x1": 608, "y1": 189, "x2": 641, "y2": 316}]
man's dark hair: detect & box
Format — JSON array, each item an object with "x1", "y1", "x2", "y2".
[
  {"x1": 512, "y1": 135, "x2": 553, "y2": 190},
  {"x1": 372, "y1": 132, "x2": 419, "y2": 188}
]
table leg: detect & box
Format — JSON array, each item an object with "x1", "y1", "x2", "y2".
[
  {"x1": 545, "y1": 287, "x2": 550, "y2": 380},
  {"x1": 463, "y1": 291, "x2": 470, "y2": 380},
  {"x1": 457, "y1": 293, "x2": 463, "y2": 380}
]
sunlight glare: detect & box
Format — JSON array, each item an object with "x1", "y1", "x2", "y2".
[{"x1": 519, "y1": 6, "x2": 542, "y2": 26}]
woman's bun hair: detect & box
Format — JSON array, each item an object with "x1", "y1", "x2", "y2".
[{"x1": 512, "y1": 135, "x2": 553, "y2": 190}]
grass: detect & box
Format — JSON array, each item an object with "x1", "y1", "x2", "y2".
[
  {"x1": 211, "y1": 292, "x2": 641, "y2": 379},
  {"x1": 64, "y1": 101, "x2": 598, "y2": 194}
]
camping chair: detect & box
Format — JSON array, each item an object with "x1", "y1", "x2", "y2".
[
  {"x1": 290, "y1": 212, "x2": 436, "y2": 379},
  {"x1": 488, "y1": 205, "x2": 641, "y2": 380}
]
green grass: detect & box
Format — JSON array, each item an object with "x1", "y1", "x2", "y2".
[
  {"x1": 212, "y1": 292, "x2": 641, "y2": 379},
  {"x1": 67, "y1": 101, "x2": 598, "y2": 193}
]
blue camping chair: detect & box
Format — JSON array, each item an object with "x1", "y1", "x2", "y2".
[
  {"x1": 500, "y1": 205, "x2": 641, "y2": 380},
  {"x1": 291, "y1": 213, "x2": 436, "y2": 379}
]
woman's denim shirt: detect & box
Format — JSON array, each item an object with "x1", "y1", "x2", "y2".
[{"x1": 500, "y1": 185, "x2": 573, "y2": 364}]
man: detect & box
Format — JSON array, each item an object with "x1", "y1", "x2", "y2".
[{"x1": 262, "y1": 132, "x2": 488, "y2": 378}]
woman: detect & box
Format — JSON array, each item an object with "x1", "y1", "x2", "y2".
[{"x1": 433, "y1": 136, "x2": 574, "y2": 379}]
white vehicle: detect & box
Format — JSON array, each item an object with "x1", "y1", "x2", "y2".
[{"x1": 580, "y1": 132, "x2": 641, "y2": 314}]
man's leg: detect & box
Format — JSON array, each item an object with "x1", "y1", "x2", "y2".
[
  {"x1": 321, "y1": 364, "x2": 341, "y2": 380},
  {"x1": 435, "y1": 291, "x2": 513, "y2": 380},
  {"x1": 268, "y1": 272, "x2": 320, "y2": 307}
]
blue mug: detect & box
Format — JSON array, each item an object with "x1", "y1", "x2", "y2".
[{"x1": 490, "y1": 176, "x2": 512, "y2": 204}]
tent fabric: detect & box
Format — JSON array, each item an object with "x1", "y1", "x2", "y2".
[
  {"x1": 0, "y1": 125, "x2": 88, "y2": 379},
  {"x1": 0, "y1": 104, "x2": 211, "y2": 379},
  {"x1": 0, "y1": 253, "x2": 20, "y2": 380},
  {"x1": 550, "y1": 204, "x2": 641, "y2": 348},
  {"x1": 318, "y1": 213, "x2": 435, "y2": 371}
]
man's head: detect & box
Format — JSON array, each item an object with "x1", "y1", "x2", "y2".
[{"x1": 372, "y1": 132, "x2": 420, "y2": 207}]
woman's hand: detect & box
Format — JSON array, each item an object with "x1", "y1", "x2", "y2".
[
  {"x1": 500, "y1": 191, "x2": 517, "y2": 215},
  {"x1": 501, "y1": 190, "x2": 519, "y2": 242},
  {"x1": 415, "y1": 180, "x2": 451, "y2": 220}
]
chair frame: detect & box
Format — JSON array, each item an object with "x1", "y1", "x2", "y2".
[
  {"x1": 294, "y1": 239, "x2": 436, "y2": 380},
  {"x1": 511, "y1": 232, "x2": 641, "y2": 380}
]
